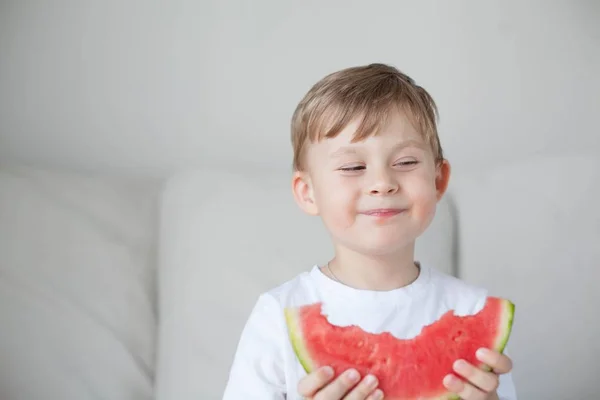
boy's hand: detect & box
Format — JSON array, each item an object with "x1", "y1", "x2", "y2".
[
  {"x1": 297, "y1": 366, "x2": 383, "y2": 400},
  {"x1": 443, "y1": 348, "x2": 513, "y2": 399}
]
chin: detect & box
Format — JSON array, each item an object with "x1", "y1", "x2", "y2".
[{"x1": 347, "y1": 234, "x2": 416, "y2": 257}]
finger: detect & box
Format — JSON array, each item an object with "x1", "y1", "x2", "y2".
[
  {"x1": 476, "y1": 348, "x2": 513, "y2": 374},
  {"x1": 453, "y1": 359, "x2": 499, "y2": 393},
  {"x1": 297, "y1": 366, "x2": 335, "y2": 397},
  {"x1": 443, "y1": 374, "x2": 487, "y2": 400},
  {"x1": 343, "y1": 374, "x2": 380, "y2": 400},
  {"x1": 313, "y1": 368, "x2": 360, "y2": 400},
  {"x1": 365, "y1": 389, "x2": 384, "y2": 400}
]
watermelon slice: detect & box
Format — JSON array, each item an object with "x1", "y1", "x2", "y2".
[{"x1": 284, "y1": 296, "x2": 514, "y2": 400}]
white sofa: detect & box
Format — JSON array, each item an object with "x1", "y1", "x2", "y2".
[
  {"x1": 1, "y1": 154, "x2": 598, "y2": 399},
  {"x1": 155, "y1": 155, "x2": 600, "y2": 400},
  {"x1": 0, "y1": 166, "x2": 159, "y2": 400}
]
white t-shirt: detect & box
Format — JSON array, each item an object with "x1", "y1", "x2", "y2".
[{"x1": 222, "y1": 264, "x2": 517, "y2": 399}]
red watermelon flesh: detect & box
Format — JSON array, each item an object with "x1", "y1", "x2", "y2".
[{"x1": 284, "y1": 296, "x2": 514, "y2": 400}]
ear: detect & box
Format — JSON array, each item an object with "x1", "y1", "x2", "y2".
[
  {"x1": 291, "y1": 170, "x2": 319, "y2": 216},
  {"x1": 435, "y1": 159, "x2": 451, "y2": 201}
]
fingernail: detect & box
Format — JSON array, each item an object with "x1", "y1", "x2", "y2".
[
  {"x1": 477, "y1": 348, "x2": 490, "y2": 359},
  {"x1": 372, "y1": 389, "x2": 384, "y2": 399},
  {"x1": 453, "y1": 359, "x2": 468, "y2": 371},
  {"x1": 444, "y1": 374, "x2": 457, "y2": 387},
  {"x1": 364, "y1": 374, "x2": 377, "y2": 386},
  {"x1": 321, "y1": 366, "x2": 334, "y2": 378},
  {"x1": 346, "y1": 369, "x2": 359, "y2": 382}
]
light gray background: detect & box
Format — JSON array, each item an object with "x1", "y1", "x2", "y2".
[{"x1": 0, "y1": 1, "x2": 598, "y2": 399}]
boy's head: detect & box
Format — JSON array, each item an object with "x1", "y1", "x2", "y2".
[{"x1": 290, "y1": 63, "x2": 451, "y2": 257}]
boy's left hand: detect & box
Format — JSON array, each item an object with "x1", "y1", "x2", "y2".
[{"x1": 442, "y1": 348, "x2": 513, "y2": 400}]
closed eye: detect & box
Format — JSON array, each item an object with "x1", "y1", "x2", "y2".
[
  {"x1": 395, "y1": 160, "x2": 418, "y2": 166},
  {"x1": 339, "y1": 165, "x2": 365, "y2": 171}
]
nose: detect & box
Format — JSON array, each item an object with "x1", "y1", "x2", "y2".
[{"x1": 367, "y1": 169, "x2": 399, "y2": 196}]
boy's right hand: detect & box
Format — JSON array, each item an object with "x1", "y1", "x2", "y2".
[{"x1": 297, "y1": 366, "x2": 384, "y2": 399}]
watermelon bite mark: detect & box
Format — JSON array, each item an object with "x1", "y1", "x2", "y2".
[{"x1": 284, "y1": 297, "x2": 515, "y2": 400}]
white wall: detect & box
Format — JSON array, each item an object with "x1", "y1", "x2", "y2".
[{"x1": 0, "y1": 0, "x2": 598, "y2": 177}]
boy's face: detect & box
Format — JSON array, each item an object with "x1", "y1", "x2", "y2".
[{"x1": 292, "y1": 108, "x2": 450, "y2": 257}]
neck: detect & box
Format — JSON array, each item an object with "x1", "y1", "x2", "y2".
[{"x1": 326, "y1": 243, "x2": 420, "y2": 291}]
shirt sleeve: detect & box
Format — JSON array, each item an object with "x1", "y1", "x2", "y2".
[{"x1": 222, "y1": 293, "x2": 287, "y2": 400}]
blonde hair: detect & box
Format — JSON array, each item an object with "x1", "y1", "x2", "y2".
[{"x1": 290, "y1": 63, "x2": 443, "y2": 171}]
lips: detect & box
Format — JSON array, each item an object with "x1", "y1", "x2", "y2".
[{"x1": 361, "y1": 208, "x2": 406, "y2": 217}]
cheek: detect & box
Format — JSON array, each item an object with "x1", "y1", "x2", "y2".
[
  {"x1": 315, "y1": 179, "x2": 359, "y2": 229},
  {"x1": 405, "y1": 177, "x2": 439, "y2": 220}
]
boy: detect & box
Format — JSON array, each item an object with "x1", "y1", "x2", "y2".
[{"x1": 222, "y1": 63, "x2": 517, "y2": 399}]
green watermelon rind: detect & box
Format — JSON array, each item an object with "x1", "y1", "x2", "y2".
[
  {"x1": 495, "y1": 299, "x2": 516, "y2": 353},
  {"x1": 285, "y1": 298, "x2": 515, "y2": 400},
  {"x1": 284, "y1": 307, "x2": 315, "y2": 373}
]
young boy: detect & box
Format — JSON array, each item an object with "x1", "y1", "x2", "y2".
[{"x1": 222, "y1": 63, "x2": 517, "y2": 400}]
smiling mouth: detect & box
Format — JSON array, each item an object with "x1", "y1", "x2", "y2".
[{"x1": 361, "y1": 208, "x2": 406, "y2": 217}]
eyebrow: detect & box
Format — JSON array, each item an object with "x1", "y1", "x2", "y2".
[
  {"x1": 329, "y1": 147, "x2": 358, "y2": 158},
  {"x1": 391, "y1": 139, "x2": 428, "y2": 151},
  {"x1": 329, "y1": 139, "x2": 427, "y2": 158}
]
